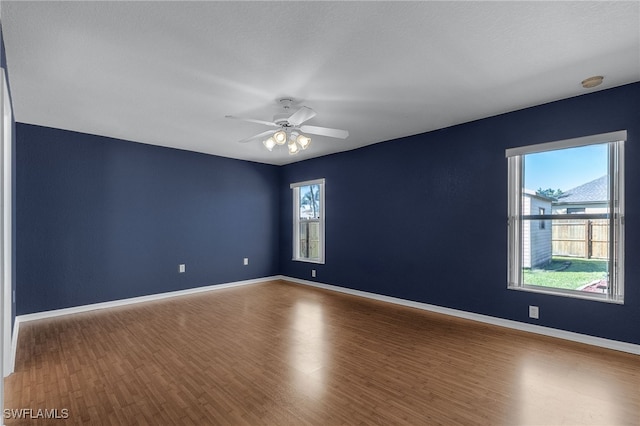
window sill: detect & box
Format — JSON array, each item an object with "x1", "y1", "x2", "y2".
[
  {"x1": 508, "y1": 284, "x2": 624, "y2": 304},
  {"x1": 292, "y1": 258, "x2": 325, "y2": 265}
]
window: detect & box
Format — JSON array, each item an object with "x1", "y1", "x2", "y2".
[
  {"x1": 506, "y1": 131, "x2": 625, "y2": 303},
  {"x1": 291, "y1": 179, "x2": 325, "y2": 263},
  {"x1": 567, "y1": 207, "x2": 586, "y2": 214}
]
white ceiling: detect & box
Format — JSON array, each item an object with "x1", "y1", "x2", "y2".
[{"x1": 2, "y1": 1, "x2": 639, "y2": 165}]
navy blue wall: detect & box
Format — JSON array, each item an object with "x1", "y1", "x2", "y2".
[
  {"x1": 280, "y1": 82, "x2": 640, "y2": 345},
  {"x1": 17, "y1": 124, "x2": 280, "y2": 314}
]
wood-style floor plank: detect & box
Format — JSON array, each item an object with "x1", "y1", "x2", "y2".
[{"x1": 5, "y1": 280, "x2": 640, "y2": 425}]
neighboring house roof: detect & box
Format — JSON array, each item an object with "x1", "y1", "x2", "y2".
[{"x1": 555, "y1": 175, "x2": 608, "y2": 204}]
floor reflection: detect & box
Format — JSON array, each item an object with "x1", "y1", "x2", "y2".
[
  {"x1": 515, "y1": 354, "x2": 620, "y2": 425},
  {"x1": 289, "y1": 299, "x2": 327, "y2": 398}
]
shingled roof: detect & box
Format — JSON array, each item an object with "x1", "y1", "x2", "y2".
[{"x1": 555, "y1": 175, "x2": 608, "y2": 204}]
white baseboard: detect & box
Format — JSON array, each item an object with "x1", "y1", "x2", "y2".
[
  {"x1": 10, "y1": 276, "x2": 278, "y2": 374},
  {"x1": 282, "y1": 276, "x2": 640, "y2": 356},
  {"x1": 9, "y1": 319, "x2": 18, "y2": 376}
]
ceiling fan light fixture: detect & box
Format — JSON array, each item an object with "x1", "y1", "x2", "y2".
[
  {"x1": 297, "y1": 134, "x2": 311, "y2": 149},
  {"x1": 274, "y1": 130, "x2": 287, "y2": 145},
  {"x1": 263, "y1": 137, "x2": 276, "y2": 151},
  {"x1": 288, "y1": 140, "x2": 299, "y2": 155},
  {"x1": 227, "y1": 99, "x2": 348, "y2": 154}
]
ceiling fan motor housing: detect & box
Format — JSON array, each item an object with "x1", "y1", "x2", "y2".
[
  {"x1": 274, "y1": 98, "x2": 295, "y2": 126},
  {"x1": 273, "y1": 113, "x2": 293, "y2": 127},
  {"x1": 227, "y1": 96, "x2": 348, "y2": 145}
]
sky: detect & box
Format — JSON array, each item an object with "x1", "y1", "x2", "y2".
[{"x1": 524, "y1": 144, "x2": 608, "y2": 192}]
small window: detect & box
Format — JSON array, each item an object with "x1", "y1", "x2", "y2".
[
  {"x1": 506, "y1": 131, "x2": 625, "y2": 303},
  {"x1": 291, "y1": 179, "x2": 325, "y2": 263}
]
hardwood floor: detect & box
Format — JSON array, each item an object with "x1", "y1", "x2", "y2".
[{"x1": 5, "y1": 280, "x2": 640, "y2": 425}]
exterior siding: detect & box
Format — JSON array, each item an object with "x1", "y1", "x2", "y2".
[{"x1": 523, "y1": 193, "x2": 552, "y2": 268}]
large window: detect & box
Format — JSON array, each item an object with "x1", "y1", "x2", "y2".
[
  {"x1": 291, "y1": 179, "x2": 325, "y2": 263},
  {"x1": 506, "y1": 131, "x2": 625, "y2": 303}
]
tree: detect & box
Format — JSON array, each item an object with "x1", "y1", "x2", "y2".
[
  {"x1": 301, "y1": 185, "x2": 319, "y2": 217},
  {"x1": 536, "y1": 187, "x2": 564, "y2": 200}
]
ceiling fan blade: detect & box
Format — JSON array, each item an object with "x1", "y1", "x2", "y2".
[
  {"x1": 237, "y1": 129, "x2": 276, "y2": 144},
  {"x1": 287, "y1": 106, "x2": 317, "y2": 126},
  {"x1": 299, "y1": 125, "x2": 349, "y2": 139},
  {"x1": 225, "y1": 115, "x2": 279, "y2": 128}
]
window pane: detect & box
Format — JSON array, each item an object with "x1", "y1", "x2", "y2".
[
  {"x1": 521, "y1": 143, "x2": 611, "y2": 296},
  {"x1": 299, "y1": 222, "x2": 308, "y2": 258},
  {"x1": 522, "y1": 217, "x2": 609, "y2": 294},
  {"x1": 523, "y1": 144, "x2": 609, "y2": 214},
  {"x1": 292, "y1": 178, "x2": 325, "y2": 264},
  {"x1": 299, "y1": 221, "x2": 320, "y2": 260},
  {"x1": 299, "y1": 184, "x2": 320, "y2": 219}
]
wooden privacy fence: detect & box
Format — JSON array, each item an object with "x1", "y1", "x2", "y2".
[
  {"x1": 299, "y1": 221, "x2": 320, "y2": 259},
  {"x1": 552, "y1": 219, "x2": 609, "y2": 259}
]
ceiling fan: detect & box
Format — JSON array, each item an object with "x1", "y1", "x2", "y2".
[{"x1": 225, "y1": 98, "x2": 349, "y2": 155}]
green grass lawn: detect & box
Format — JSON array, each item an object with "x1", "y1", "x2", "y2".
[{"x1": 523, "y1": 256, "x2": 608, "y2": 290}]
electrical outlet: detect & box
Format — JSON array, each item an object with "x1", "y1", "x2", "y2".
[
  {"x1": 179, "y1": 264, "x2": 186, "y2": 273},
  {"x1": 243, "y1": 258, "x2": 249, "y2": 266},
  {"x1": 529, "y1": 305, "x2": 539, "y2": 319},
  {"x1": 311, "y1": 269, "x2": 316, "y2": 278}
]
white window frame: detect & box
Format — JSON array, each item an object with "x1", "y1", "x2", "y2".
[
  {"x1": 1, "y1": 68, "x2": 12, "y2": 380},
  {"x1": 0, "y1": 67, "x2": 5, "y2": 409},
  {"x1": 291, "y1": 178, "x2": 325, "y2": 264},
  {"x1": 506, "y1": 131, "x2": 625, "y2": 303}
]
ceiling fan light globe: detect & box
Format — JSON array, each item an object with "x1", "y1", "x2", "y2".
[
  {"x1": 263, "y1": 137, "x2": 276, "y2": 151},
  {"x1": 288, "y1": 141, "x2": 299, "y2": 155},
  {"x1": 274, "y1": 130, "x2": 287, "y2": 145},
  {"x1": 297, "y1": 134, "x2": 311, "y2": 149}
]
